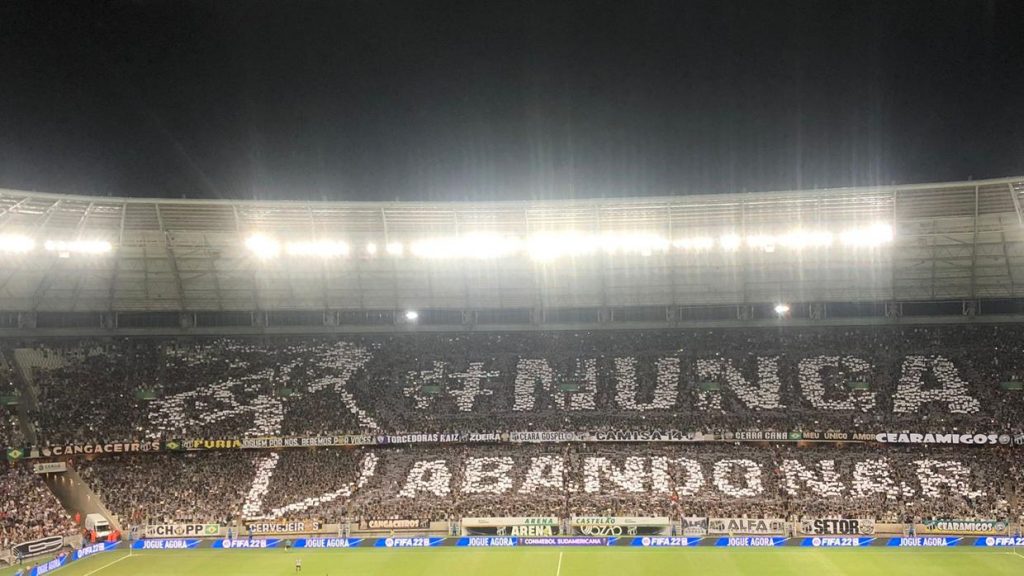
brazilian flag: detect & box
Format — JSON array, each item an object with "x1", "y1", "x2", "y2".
[
  {"x1": 6, "y1": 447, "x2": 24, "y2": 461},
  {"x1": 164, "y1": 439, "x2": 184, "y2": 452}
]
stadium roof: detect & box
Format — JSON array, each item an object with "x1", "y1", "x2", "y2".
[{"x1": 0, "y1": 176, "x2": 1023, "y2": 315}]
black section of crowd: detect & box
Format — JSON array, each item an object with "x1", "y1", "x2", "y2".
[
  {"x1": 0, "y1": 466, "x2": 76, "y2": 548},
  {"x1": 77, "y1": 444, "x2": 1021, "y2": 525},
  {"x1": 4, "y1": 326, "x2": 1024, "y2": 546},
  {"x1": 16, "y1": 326, "x2": 1024, "y2": 445}
]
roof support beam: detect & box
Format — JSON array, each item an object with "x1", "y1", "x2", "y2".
[
  {"x1": 1009, "y1": 183, "x2": 1024, "y2": 228},
  {"x1": 155, "y1": 205, "x2": 185, "y2": 310}
]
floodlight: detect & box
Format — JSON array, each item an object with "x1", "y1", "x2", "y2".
[
  {"x1": 411, "y1": 233, "x2": 521, "y2": 259},
  {"x1": 365, "y1": 243, "x2": 378, "y2": 256},
  {"x1": 386, "y1": 242, "x2": 404, "y2": 256},
  {"x1": 244, "y1": 234, "x2": 280, "y2": 259},
  {"x1": 43, "y1": 239, "x2": 113, "y2": 255},
  {"x1": 285, "y1": 240, "x2": 350, "y2": 258},
  {"x1": 405, "y1": 310, "x2": 419, "y2": 321},
  {"x1": 672, "y1": 237, "x2": 715, "y2": 250},
  {"x1": 840, "y1": 223, "x2": 894, "y2": 247},
  {"x1": 778, "y1": 230, "x2": 833, "y2": 249},
  {"x1": 0, "y1": 234, "x2": 35, "y2": 253},
  {"x1": 774, "y1": 303, "x2": 791, "y2": 315},
  {"x1": 719, "y1": 234, "x2": 742, "y2": 251},
  {"x1": 598, "y1": 232, "x2": 670, "y2": 256},
  {"x1": 746, "y1": 234, "x2": 777, "y2": 252},
  {"x1": 527, "y1": 232, "x2": 594, "y2": 262}
]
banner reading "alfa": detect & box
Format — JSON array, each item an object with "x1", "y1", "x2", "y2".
[{"x1": 708, "y1": 518, "x2": 786, "y2": 535}]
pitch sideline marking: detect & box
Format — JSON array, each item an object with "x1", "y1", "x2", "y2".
[
  {"x1": 80, "y1": 553, "x2": 132, "y2": 576},
  {"x1": 556, "y1": 550, "x2": 564, "y2": 576}
]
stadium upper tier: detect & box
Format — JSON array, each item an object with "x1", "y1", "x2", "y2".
[
  {"x1": 0, "y1": 176, "x2": 1022, "y2": 314},
  {"x1": 10, "y1": 326, "x2": 1024, "y2": 447}
]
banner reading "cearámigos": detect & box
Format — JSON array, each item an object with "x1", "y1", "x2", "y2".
[{"x1": 875, "y1": 433, "x2": 1012, "y2": 445}]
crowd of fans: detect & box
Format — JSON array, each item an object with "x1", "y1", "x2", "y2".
[
  {"x1": 78, "y1": 453, "x2": 256, "y2": 526},
  {"x1": 9, "y1": 326, "x2": 1023, "y2": 544},
  {"x1": 78, "y1": 443, "x2": 1017, "y2": 526},
  {"x1": 0, "y1": 466, "x2": 76, "y2": 548},
  {"x1": 16, "y1": 326, "x2": 1024, "y2": 446}
]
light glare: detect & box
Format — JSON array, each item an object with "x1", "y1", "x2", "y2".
[
  {"x1": 840, "y1": 223, "x2": 894, "y2": 247},
  {"x1": 244, "y1": 234, "x2": 280, "y2": 259},
  {"x1": 411, "y1": 233, "x2": 522, "y2": 259},
  {"x1": 43, "y1": 239, "x2": 113, "y2": 255},
  {"x1": 285, "y1": 240, "x2": 350, "y2": 258},
  {"x1": 0, "y1": 234, "x2": 35, "y2": 253},
  {"x1": 719, "y1": 234, "x2": 742, "y2": 251},
  {"x1": 672, "y1": 237, "x2": 715, "y2": 250}
]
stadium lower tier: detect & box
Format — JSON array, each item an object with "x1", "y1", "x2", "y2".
[{"x1": 75, "y1": 443, "x2": 1020, "y2": 525}]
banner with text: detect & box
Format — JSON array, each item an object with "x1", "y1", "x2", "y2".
[
  {"x1": 708, "y1": 518, "x2": 787, "y2": 535},
  {"x1": 919, "y1": 520, "x2": 1008, "y2": 535},
  {"x1": 244, "y1": 520, "x2": 324, "y2": 535},
  {"x1": 681, "y1": 517, "x2": 709, "y2": 536},
  {"x1": 799, "y1": 518, "x2": 875, "y2": 536},
  {"x1": 12, "y1": 536, "x2": 63, "y2": 560},
  {"x1": 358, "y1": 518, "x2": 430, "y2": 531},
  {"x1": 875, "y1": 433, "x2": 1012, "y2": 446},
  {"x1": 570, "y1": 517, "x2": 672, "y2": 537},
  {"x1": 144, "y1": 524, "x2": 221, "y2": 538},
  {"x1": 461, "y1": 517, "x2": 561, "y2": 537}
]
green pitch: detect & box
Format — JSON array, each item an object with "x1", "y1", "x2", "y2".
[{"x1": 6, "y1": 547, "x2": 1024, "y2": 576}]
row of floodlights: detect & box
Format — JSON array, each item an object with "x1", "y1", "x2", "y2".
[
  {"x1": 0, "y1": 223, "x2": 893, "y2": 261},
  {"x1": 0, "y1": 235, "x2": 113, "y2": 256},
  {"x1": 245, "y1": 224, "x2": 893, "y2": 261}
]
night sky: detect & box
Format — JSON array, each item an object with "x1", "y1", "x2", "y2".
[{"x1": 1, "y1": 0, "x2": 1022, "y2": 202}]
